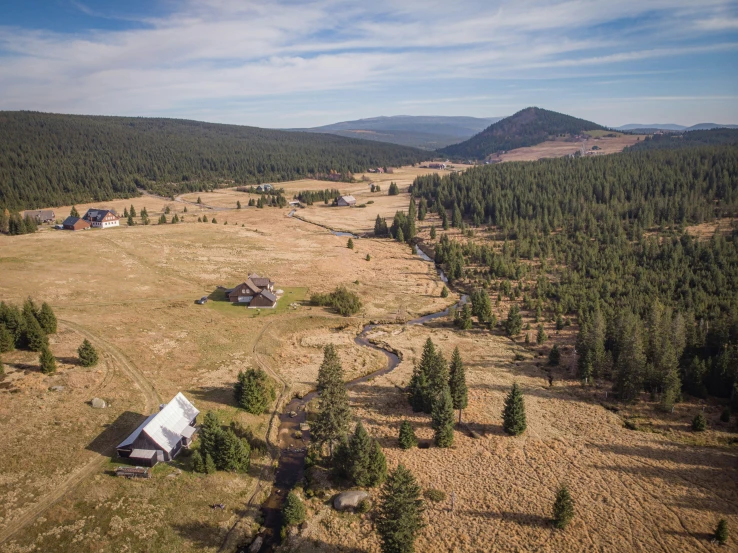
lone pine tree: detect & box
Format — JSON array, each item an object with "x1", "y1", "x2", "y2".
[
  {"x1": 449, "y1": 346, "x2": 468, "y2": 424},
  {"x1": 376, "y1": 464, "x2": 425, "y2": 553},
  {"x1": 234, "y1": 368, "x2": 274, "y2": 415},
  {"x1": 714, "y1": 518, "x2": 728, "y2": 545},
  {"x1": 347, "y1": 237, "x2": 354, "y2": 249},
  {"x1": 552, "y1": 485, "x2": 575, "y2": 530},
  {"x1": 502, "y1": 383, "x2": 527, "y2": 436},
  {"x1": 77, "y1": 339, "x2": 99, "y2": 367},
  {"x1": 398, "y1": 421, "x2": 417, "y2": 449},
  {"x1": 39, "y1": 345, "x2": 56, "y2": 375},
  {"x1": 313, "y1": 344, "x2": 351, "y2": 455}
]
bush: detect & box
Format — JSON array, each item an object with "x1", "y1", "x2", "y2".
[
  {"x1": 282, "y1": 491, "x2": 306, "y2": 529},
  {"x1": 692, "y1": 412, "x2": 707, "y2": 431},
  {"x1": 440, "y1": 286, "x2": 449, "y2": 298},
  {"x1": 77, "y1": 339, "x2": 99, "y2": 367},
  {"x1": 388, "y1": 182, "x2": 399, "y2": 195},
  {"x1": 310, "y1": 286, "x2": 362, "y2": 316},
  {"x1": 423, "y1": 489, "x2": 446, "y2": 502},
  {"x1": 357, "y1": 499, "x2": 372, "y2": 513}
]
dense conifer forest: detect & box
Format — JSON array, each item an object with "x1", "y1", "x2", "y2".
[
  {"x1": 412, "y1": 144, "x2": 738, "y2": 401},
  {"x1": 439, "y1": 107, "x2": 607, "y2": 159},
  {"x1": 0, "y1": 112, "x2": 426, "y2": 210},
  {"x1": 626, "y1": 128, "x2": 738, "y2": 151}
]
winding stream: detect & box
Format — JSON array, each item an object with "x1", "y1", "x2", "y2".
[{"x1": 250, "y1": 240, "x2": 457, "y2": 552}]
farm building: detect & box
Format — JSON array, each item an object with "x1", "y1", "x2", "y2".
[
  {"x1": 428, "y1": 163, "x2": 447, "y2": 169},
  {"x1": 116, "y1": 392, "x2": 199, "y2": 466},
  {"x1": 83, "y1": 208, "x2": 120, "y2": 228},
  {"x1": 336, "y1": 195, "x2": 356, "y2": 207},
  {"x1": 255, "y1": 183, "x2": 273, "y2": 192},
  {"x1": 24, "y1": 210, "x2": 56, "y2": 224},
  {"x1": 225, "y1": 274, "x2": 278, "y2": 308},
  {"x1": 62, "y1": 216, "x2": 91, "y2": 231}
]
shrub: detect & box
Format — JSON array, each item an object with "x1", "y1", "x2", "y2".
[
  {"x1": 692, "y1": 412, "x2": 707, "y2": 431},
  {"x1": 310, "y1": 286, "x2": 362, "y2": 316},
  {"x1": 77, "y1": 339, "x2": 99, "y2": 367},
  {"x1": 366, "y1": 254, "x2": 371, "y2": 261},
  {"x1": 357, "y1": 499, "x2": 372, "y2": 513},
  {"x1": 282, "y1": 491, "x2": 306, "y2": 529},
  {"x1": 423, "y1": 489, "x2": 446, "y2": 502},
  {"x1": 440, "y1": 286, "x2": 449, "y2": 298},
  {"x1": 234, "y1": 368, "x2": 275, "y2": 414}
]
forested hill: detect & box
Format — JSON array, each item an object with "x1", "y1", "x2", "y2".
[
  {"x1": 438, "y1": 107, "x2": 607, "y2": 160},
  {"x1": 625, "y1": 128, "x2": 738, "y2": 152},
  {"x1": 0, "y1": 111, "x2": 426, "y2": 210}
]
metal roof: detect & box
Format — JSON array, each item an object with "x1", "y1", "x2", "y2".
[
  {"x1": 258, "y1": 290, "x2": 278, "y2": 302},
  {"x1": 117, "y1": 414, "x2": 157, "y2": 448},
  {"x1": 116, "y1": 393, "x2": 199, "y2": 453}
]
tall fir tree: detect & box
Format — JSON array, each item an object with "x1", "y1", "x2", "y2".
[
  {"x1": 0, "y1": 324, "x2": 13, "y2": 353},
  {"x1": 614, "y1": 313, "x2": 646, "y2": 403},
  {"x1": 39, "y1": 345, "x2": 56, "y2": 374},
  {"x1": 37, "y1": 303, "x2": 57, "y2": 334},
  {"x1": 24, "y1": 313, "x2": 47, "y2": 352},
  {"x1": 70, "y1": 206, "x2": 80, "y2": 218},
  {"x1": 234, "y1": 368, "x2": 273, "y2": 414},
  {"x1": 376, "y1": 464, "x2": 425, "y2": 553},
  {"x1": 502, "y1": 383, "x2": 527, "y2": 436},
  {"x1": 199, "y1": 411, "x2": 222, "y2": 462},
  {"x1": 191, "y1": 450, "x2": 205, "y2": 473},
  {"x1": 449, "y1": 347, "x2": 468, "y2": 424},
  {"x1": 432, "y1": 387, "x2": 455, "y2": 447},
  {"x1": 282, "y1": 491, "x2": 306, "y2": 531},
  {"x1": 313, "y1": 345, "x2": 352, "y2": 456},
  {"x1": 714, "y1": 519, "x2": 728, "y2": 545},
  {"x1": 407, "y1": 363, "x2": 427, "y2": 413}
]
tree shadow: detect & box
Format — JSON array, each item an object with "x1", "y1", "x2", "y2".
[
  {"x1": 189, "y1": 385, "x2": 237, "y2": 407},
  {"x1": 86, "y1": 410, "x2": 148, "y2": 455},
  {"x1": 172, "y1": 520, "x2": 226, "y2": 549},
  {"x1": 56, "y1": 356, "x2": 79, "y2": 366},
  {"x1": 662, "y1": 529, "x2": 715, "y2": 541},
  {"x1": 458, "y1": 509, "x2": 551, "y2": 528},
  {"x1": 591, "y1": 442, "x2": 738, "y2": 469}
]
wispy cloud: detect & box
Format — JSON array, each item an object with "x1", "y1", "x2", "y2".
[{"x1": 0, "y1": 0, "x2": 736, "y2": 126}]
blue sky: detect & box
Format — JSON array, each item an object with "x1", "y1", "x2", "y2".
[{"x1": 0, "y1": 0, "x2": 737, "y2": 128}]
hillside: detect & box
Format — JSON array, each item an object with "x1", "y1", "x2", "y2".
[
  {"x1": 438, "y1": 107, "x2": 607, "y2": 159},
  {"x1": 292, "y1": 115, "x2": 502, "y2": 149},
  {"x1": 626, "y1": 128, "x2": 738, "y2": 151},
  {"x1": 0, "y1": 112, "x2": 426, "y2": 210}
]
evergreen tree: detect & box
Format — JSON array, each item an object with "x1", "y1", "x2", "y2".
[
  {"x1": 714, "y1": 519, "x2": 728, "y2": 545},
  {"x1": 374, "y1": 215, "x2": 389, "y2": 236},
  {"x1": 549, "y1": 344, "x2": 561, "y2": 366},
  {"x1": 158, "y1": 214, "x2": 167, "y2": 224},
  {"x1": 37, "y1": 302, "x2": 57, "y2": 334},
  {"x1": 425, "y1": 349, "x2": 449, "y2": 411},
  {"x1": 215, "y1": 428, "x2": 250, "y2": 472},
  {"x1": 440, "y1": 286, "x2": 448, "y2": 298},
  {"x1": 282, "y1": 491, "x2": 306, "y2": 530},
  {"x1": 199, "y1": 411, "x2": 222, "y2": 461},
  {"x1": 376, "y1": 464, "x2": 425, "y2": 553},
  {"x1": 129, "y1": 205, "x2": 137, "y2": 217},
  {"x1": 388, "y1": 182, "x2": 400, "y2": 195},
  {"x1": 398, "y1": 420, "x2": 417, "y2": 449},
  {"x1": 24, "y1": 313, "x2": 47, "y2": 352},
  {"x1": 313, "y1": 345, "x2": 352, "y2": 455},
  {"x1": 234, "y1": 368, "x2": 274, "y2": 414},
  {"x1": 471, "y1": 289, "x2": 492, "y2": 324},
  {"x1": 537, "y1": 324, "x2": 547, "y2": 344},
  {"x1": 183, "y1": 206, "x2": 188, "y2": 213},
  {"x1": 502, "y1": 383, "x2": 527, "y2": 436},
  {"x1": 449, "y1": 347, "x2": 468, "y2": 424},
  {"x1": 39, "y1": 345, "x2": 56, "y2": 374},
  {"x1": 123, "y1": 207, "x2": 129, "y2": 218},
  {"x1": 407, "y1": 363, "x2": 427, "y2": 413},
  {"x1": 347, "y1": 238, "x2": 354, "y2": 249},
  {"x1": 614, "y1": 313, "x2": 646, "y2": 403},
  {"x1": 441, "y1": 208, "x2": 449, "y2": 230},
  {"x1": 0, "y1": 357, "x2": 4, "y2": 378},
  {"x1": 0, "y1": 324, "x2": 14, "y2": 353},
  {"x1": 552, "y1": 485, "x2": 575, "y2": 529},
  {"x1": 191, "y1": 450, "x2": 205, "y2": 473},
  {"x1": 367, "y1": 438, "x2": 388, "y2": 486},
  {"x1": 77, "y1": 339, "x2": 99, "y2": 367},
  {"x1": 432, "y1": 387, "x2": 455, "y2": 447},
  {"x1": 505, "y1": 305, "x2": 523, "y2": 336},
  {"x1": 452, "y1": 203, "x2": 462, "y2": 228},
  {"x1": 418, "y1": 197, "x2": 427, "y2": 220},
  {"x1": 346, "y1": 422, "x2": 387, "y2": 487},
  {"x1": 172, "y1": 214, "x2": 179, "y2": 223},
  {"x1": 660, "y1": 367, "x2": 681, "y2": 412},
  {"x1": 204, "y1": 453, "x2": 217, "y2": 474},
  {"x1": 237, "y1": 200, "x2": 241, "y2": 209},
  {"x1": 366, "y1": 254, "x2": 371, "y2": 261},
  {"x1": 458, "y1": 303, "x2": 473, "y2": 330},
  {"x1": 127, "y1": 214, "x2": 135, "y2": 226},
  {"x1": 692, "y1": 412, "x2": 707, "y2": 431},
  {"x1": 396, "y1": 226, "x2": 405, "y2": 243},
  {"x1": 70, "y1": 205, "x2": 79, "y2": 218},
  {"x1": 430, "y1": 224, "x2": 436, "y2": 240}
]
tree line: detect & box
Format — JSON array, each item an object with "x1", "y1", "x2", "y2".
[{"x1": 0, "y1": 111, "x2": 426, "y2": 210}]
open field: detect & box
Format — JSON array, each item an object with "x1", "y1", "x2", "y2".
[
  {"x1": 491, "y1": 134, "x2": 643, "y2": 163},
  {"x1": 1, "y1": 164, "x2": 736, "y2": 552}
]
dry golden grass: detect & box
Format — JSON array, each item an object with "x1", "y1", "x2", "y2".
[{"x1": 492, "y1": 134, "x2": 642, "y2": 163}]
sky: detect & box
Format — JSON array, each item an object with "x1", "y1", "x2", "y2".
[{"x1": 0, "y1": 0, "x2": 737, "y2": 128}]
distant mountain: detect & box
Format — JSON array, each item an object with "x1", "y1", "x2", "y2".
[
  {"x1": 292, "y1": 115, "x2": 503, "y2": 150},
  {"x1": 438, "y1": 107, "x2": 607, "y2": 160},
  {"x1": 686, "y1": 123, "x2": 738, "y2": 131},
  {"x1": 616, "y1": 123, "x2": 687, "y2": 131}
]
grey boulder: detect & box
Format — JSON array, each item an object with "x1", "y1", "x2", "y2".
[
  {"x1": 333, "y1": 490, "x2": 369, "y2": 511},
  {"x1": 90, "y1": 397, "x2": 107, "y2": 409}
]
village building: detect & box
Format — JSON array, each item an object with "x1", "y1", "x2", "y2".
[
  {"x1": 62, "y1": 216, "x2": 91, "y2": 231},
  {"x1": 255, "y1": 183, "x2": 273, "y2": 193},
  {"x1": 116, "y1": 393, "x2": 199, "y2": 466},
  {"x1": 225, "y1": 274, "x2": 278, "y2": 308},
  {"x1": 336, "y1": 195, "x2": 356, "y2": 207},
  {"x1": 428, "y1": 162, "x2": 447, "y2": 170},
  {"x1": 83, "y1": 208, "x2": 120, "y2": 228},
  {"x1": 24, "y1": 210, "x2": 56, "y2": 224}
]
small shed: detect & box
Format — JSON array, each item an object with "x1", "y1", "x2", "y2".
[
  {"x1": 62, "y1": 216, "x2": 91, "y2": 231},
  {"x1": 337, "y1": 195, "x2": 356, "y2": 207}
]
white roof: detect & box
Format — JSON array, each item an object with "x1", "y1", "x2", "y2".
[
  {"x1": 339, "y1": 195, "x2": 356, "y2": 202},
  {"x1": 117, "y1": 392, "x2": 199, "y2": 453}
]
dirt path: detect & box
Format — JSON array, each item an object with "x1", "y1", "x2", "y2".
[{"x1": 0, "y1": 320, "x2": 160, "y2": 546}]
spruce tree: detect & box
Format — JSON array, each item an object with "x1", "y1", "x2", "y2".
[
  {"x1": 77, "y1": 339, "x2": 99, "y2": 367},
  {"x1": 449, "y1": 347, "x2": 468, "y2": 424},
  {"x1": 549, "y1": 344, "x2": 560, "y2": 366},
  {"x1": 347, "y1": 421, "x2": 374, "y2": 485},
  {"x1": 398, "y1": 421, "x2": 417, "y2": 449},
  {"x1": 692, "y1": 412, "x2": 707, "y2": 431},
  {"x1": 282, "y1": 491, "x2": 306, "y2": 529},
  {"x1": 459, "y1": 303, "x2": 473, "y2": 330},
  {"x1": 204, "y1": 453, "x2": 217, "y2": 474},
  {"x1": 199, "y1": 411, "x2": 222, "y2": 461},
  {"x1": 313, "y1": 345, "x2": 351, "y2": 456},
  {"x1": 660, "y1": 368, "x2": 681, "y2": 412},
  {"x1": 430, "y1": 224, "x2": 436, "y2": 240},
  {"x1": 376, "y1": 464, "x2": 425, "y2": 553},
  {"x1": 714, "y1": 518, "x2": 728, "y2": 545},
  {"x1": 39, "y1": 345, "x2": 56, "y2": 374},
  {"x1": 130, "y1": 204, "x2": 137, "y2": 217},
  {"x1": 537, "y1": 324, "x2": 547, "y2": 344},
  {"x1": 505, "y1": 305, "x2": 523, "y2": 336},
  {"x1": 440, "y1": 286, "x2": 448, "y2": 298},
  {"x1": 432, "y1": 387, "x2": 455, "y2": 447},
  {"x1": 191, "y1": 450, "x2": 205, "y2": 473},
  {"x1": 0, "y1": 357, "x2": 4, "y2": 378},
  {"x1": 552, "y1": 485, "x2": 575, "y2": 529},
  {"x1": 396, "y1": 226, "x2": 405, "y2": 243},
  {"x1": 0, "y1": 325, "x2": 13, "y2": 353},
  {"x1": 425, "y1": 349, "x2": 449, "y2": 413},
  {"x1": 215, "y1": 428, "x2": 250, "y2": 472},
  {"x1": 172, "y1": 214, "x2": 179, "y2": 223},
  {"x1": 407, "y1": 364, "x2": 427, "y2": 413},
  {"x1": 127, "y1": 214, "x2": 135, "y2": 226},
  {"x1": 70, "y1": 205, "x2": 80, "y2": 218},
  {"x1": 502, "y1": 383, "x2": 527, "y2": 436},
  {"x1": 367, "y1": 439, "x2": 388, "y2": 486},
  {"x1": 159, "y1": 214, "x2": 167, "y2": 224},
  {"x1": 234, "y1": 368, "x2": 273, "y2": 414},
  {"x1": 441, "y1": 209, "x2": 449, "y2": 230},
  {"x1": 37, "y1": 303, "x2": 57, "y2": 334},
  {"x1": 237, "y1": 200, "x2": 242, "y2": 209},
  {"x1": 347, "y1": 238, "x2": 354, "y2": 249},
  {"x1": 24, "y1": 314, "x2": 47, "y2": 352},
  {"x1": 614, "y1": 313, "x2": 646, "y2": 403}
]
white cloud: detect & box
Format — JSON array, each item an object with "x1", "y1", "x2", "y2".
[{"x1": 0, "y1": 0, "x2": 736, "y2": 125}]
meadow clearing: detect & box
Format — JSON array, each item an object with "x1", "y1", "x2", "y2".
[{"x1": 0, "y1": 164, "x2": 735, "y2": 553}]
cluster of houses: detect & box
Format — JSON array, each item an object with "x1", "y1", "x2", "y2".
[
  {"x1": 366, "y1": 167, "x2": 394, "y2": 174},
  {"x1": 63, "y1": 208, "x2": 120, "y2": 231},
  {"x1": 225, "y1": 274, "x2": 278, "y2": 308},
  {"x1": 117, "y1": 393, "x2": 199, "y2": 466}
]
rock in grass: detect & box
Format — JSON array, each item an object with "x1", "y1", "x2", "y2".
[
  {"x1": 334, "y1": 490, "x2": 369, "y2": 511},
  {"x1": 90, "y1": 397, "x2": 107, "y2": 409}
]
